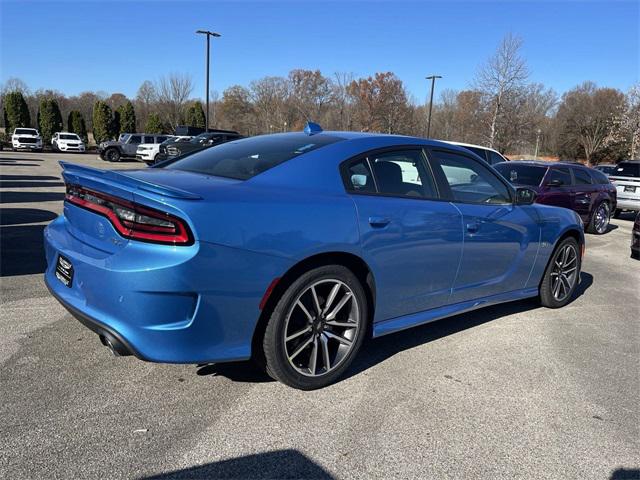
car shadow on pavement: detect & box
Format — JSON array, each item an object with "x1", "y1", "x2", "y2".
[
  {"x1": 0, "y1": 224, "x2": 48, "y2": 276},
  {"x1": 198, "y1": 273, "x2": 594, "y2": 386},
  {"x1": 0, "y1": 191, "x2": 65, "y2": 203},
  {"x1": 610, "y1": 468, "x2": 640, "y2": 479},
  {"x1": 1, "y1": 208, "x2": 57, "y2": 226},
  {"x1": 140, "y1": 449, "x2": 333, "y2": 480}
]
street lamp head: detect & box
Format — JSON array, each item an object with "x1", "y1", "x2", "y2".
[
  {"x1": 196, "y1": 30, "x2": 221, "y2": 37},
  {"x1": 426, "y1": 75, "x2": 443, "y2": 80}
]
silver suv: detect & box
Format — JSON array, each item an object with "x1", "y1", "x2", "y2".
[{"x1": 98, "y1": 133, "x2": 170, "y2": 162}]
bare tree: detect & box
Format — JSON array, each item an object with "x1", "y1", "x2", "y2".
[
  {"x1": 135, "y1": 80, "x2": 157, "y2": 130},
  {"x1": 475, "y1": 33, "x2": 529, "y2": 148},
  {"x1": 156, "y1": 73, "x2": 194, "y2": 130}
]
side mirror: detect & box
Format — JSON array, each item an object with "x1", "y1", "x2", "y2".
[
  {"x1": 546, "y1": 178, "x2": 563, "y2": 187},
  {"x1": 515, "y1": 187, "x2": 537, "y2": 205}
]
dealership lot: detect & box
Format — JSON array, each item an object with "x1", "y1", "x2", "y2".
[{"x1": 1, "y1": 151, "x2": 638, "y2": 479}]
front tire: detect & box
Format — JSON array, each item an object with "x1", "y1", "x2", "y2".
[
  {"x1": 105, "y1": 148, "x2": 121, "y2": 162},
  {"x1": 587, "y1": 201, "x2": 610, "y2": 234},
  {"x1": 262, "y1": 265, "x2": 368, "y2": 390},
  {"x1": 539, "y1": 237, "x2": 581, "y2": 308}
]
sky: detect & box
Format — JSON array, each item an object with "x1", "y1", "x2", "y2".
[{"x1": 0, "y1": 0, "x2": 638, "y2": 102}]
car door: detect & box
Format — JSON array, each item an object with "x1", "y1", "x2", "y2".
[
  {"x1": 428, "y1": 148, "x2": 541, "y2": 303},
  {"x1": 343, "y1": 147, "x2": 463, "y2": 321},
  {"x1": 126, "y1": 135, "x2": 142, "y2": 156},
  {"x1": 571, "y1": 167, "x2": 597, "y2": 222},
  {"x1": 538, "y1": 166, "x2": 574, "y2": 210}
]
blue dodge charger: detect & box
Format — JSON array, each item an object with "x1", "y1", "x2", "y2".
[{"x1": 44, "y1": 124, "x2": 584, "y2": 389}]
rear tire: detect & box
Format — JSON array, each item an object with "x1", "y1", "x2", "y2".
[
  {"x1": 587, "y1": 201, "x2": 610, "y2": 234},
  {"x1": 262, "y1": 265, "x2": 368, "y2": 390},
  {"x1": 539, "y1": 237, "x2": 581, "y2": 308},
  {"x1": 613, "y1": 209, "x2": 622, "y2": 219}
]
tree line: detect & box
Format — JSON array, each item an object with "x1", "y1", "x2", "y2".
[{"x1": 1, "y1": 34, "x2": 638, "y2": 165}]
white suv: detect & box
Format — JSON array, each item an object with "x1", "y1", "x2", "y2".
[
  {"x1": 610, "y1": 161, "x2": 640, "y2": 217},
  {"x1": 135, "y1": 135, "x2": 188, "y2": 164},
  {"x1": 12, "y1": 128, "x2": 43, "y2": 151},
  {"x1": 52, "y1": 132, "x2": 86, "y2": 153}
]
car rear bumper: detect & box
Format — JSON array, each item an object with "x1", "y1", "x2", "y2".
[
  {"x1": 43, "y1": 215, "x2": 290, "y2": 364},
  {"x1": 617, "y1": 198, "x2": 640, "y2": 211}
]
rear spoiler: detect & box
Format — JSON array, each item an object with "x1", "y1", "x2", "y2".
[{"x1": 59, "y1": 161, "x2": 202, "y2": 200}]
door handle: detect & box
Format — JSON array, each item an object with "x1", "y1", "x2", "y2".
[
  {"x1": 466, "y1": 221, "x2": 479, "y2": 233},
  {"x1": 368, "y1": 216, "x2": 391, "y2": 228}
]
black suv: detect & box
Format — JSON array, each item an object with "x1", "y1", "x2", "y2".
[{"x1": 156, "y1": 130, "x2": 242, "y2": 163}]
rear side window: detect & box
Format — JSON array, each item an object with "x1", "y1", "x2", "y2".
[
  {"x1": 573, "y1": 168, "x2": 593, "y2": 185},
  {"x1": 143, "y1": 136, "x2": 155, "y2": 144},
  {"x1": 345, "y1": 158, "x2": 376, "y2": 193},
  {"x1": 369, "y1": 150, "x2": 437, "y2": 198},
  {"x1": 590, "y1": 169, "x2": 611, "y2": 185},
  {"x1": 488, "y1": 151, "x2": 505, "y2": 165},
  {"x1": 613, "y1": 162, "x2": 640, "y2": 178},
  {"x1": 156, "y1": 136, "x2": 168, "y2": 143},
  {"x1": 165, "y1": 133, "x2": 343, "y2": 180},
  {"x1": 545, "y1": 167, "x2": 572, "y2": 186},
  {"x1": 463, "y1": 146, "x2": 488, "y2": 161}
]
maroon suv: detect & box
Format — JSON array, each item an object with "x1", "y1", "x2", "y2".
[{"x1": 495, "y1": 161, "x2": 617, "y2": 234}]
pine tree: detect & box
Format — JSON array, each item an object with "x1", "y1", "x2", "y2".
[
  {"x1": 117, "y1": 101, "x2": 136, "y2": 134},
  {"x1": 67, "y1": 110, "x2": 88, "y2": 142},
  {"x1": 92, "y1": 100, "x2": 115, "y2": 144},
  {"x1": 145, "y1": 113, "x2": 164, "y2": 134},
  {"x1": 185, "y1": 101, "x2": 206, "y2": 129},
  {"x1": 38, "y1": 98, "x2": 64, "y2": 145},
  {"x1": 3, "y1": 91, "x2": 31, "y2": 133}
]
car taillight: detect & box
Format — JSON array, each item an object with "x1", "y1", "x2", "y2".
[{"x1": 65, "y1": 184, "x2": 193, "y2": 245}]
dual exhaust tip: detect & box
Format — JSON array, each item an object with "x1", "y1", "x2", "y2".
[{"x1": 99, "y1": 334, "x2": 132, "y2": 357}]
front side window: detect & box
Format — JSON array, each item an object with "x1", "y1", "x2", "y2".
[
  {"x1": 494, "y1": 163, "x2": 547, "y2": 187},
  {"x1": 545, "y1": 167, "x2": 572, "y2": 186},
  {"x1": 573, "y1": 168, "x2": 593, "y2": 185},
  {"x1": 165, "y1": 133, "x2": 343, "y2": 180},
  {"x1": 129, "y1": 135, "x2": 142, "y2": 144},
  {"x1": 368, "y1": 150, "x2": 437, "y2": 198},
  {"x1": 432, "y1": 150, "x2": 511, "y2": 204}
]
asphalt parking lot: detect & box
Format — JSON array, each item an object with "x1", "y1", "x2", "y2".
[{"x1": 1, "y1": 150, "x2": 638, "y2": 480}]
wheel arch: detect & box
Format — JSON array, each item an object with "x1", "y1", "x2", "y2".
[{"x1": 251, "y1": 251, "x2": 376, "y2": 361}]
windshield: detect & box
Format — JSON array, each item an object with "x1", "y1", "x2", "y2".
[
  {"x1": 190, "y1": 133, "x2": 212, "y2": 144},
  {"x1": 15, "y1": 128, "x2": 37, "y2": 135},
  {"x1": 494, "y1": 163, "x2": 548, "y2": 186},
  {"x1": 611, "y1": 162, "x2": 640, "y2": 178},
  {"x1": 165, "y1": 133, "x2": 343, "y2": 180},
  {"x1": 60, "y1": 134, "x2": 80, "y2": 140}
]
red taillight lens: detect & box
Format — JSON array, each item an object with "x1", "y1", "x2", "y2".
[{"x1": 65, "y1": 184, "x2": 193, "y2": 245}]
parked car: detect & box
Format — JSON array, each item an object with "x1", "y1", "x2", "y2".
[
  {"x1": 12, "y1": 128, "x2": 43, "y2": 151},
  {"x1": 52, "y1": 132, "x2": 85, "y2": 153},
  {"x1": 594, "y1": 164, "x2": 617, "y2": 176},
  {"x1": 135, "y1": 136, "x2": 191, "y2": 165},
  {"x1": 152, "y1": 136, "x2": 194, "y2": 164},
  {"x1": 494, "y1": 161, "x2": 616, "y2": 234},
  {"x1": 442, "y1": 141, "x2": 509, "y2": 165},
  {"x1": 631, "y1": 212, "x2": 640, "y2": 259},
  {"x1": 98, "y1": 133, "x2": 170, "y2": 162},
  {"x1": 45, "y1": 125, "x2": 584, "y2": 390},
  {"x1": 162, "y1": 130, "x2": 243, "y2": 160},
  {"x1": 608, "y1": 161, "x2": 640, "y2": 217}
]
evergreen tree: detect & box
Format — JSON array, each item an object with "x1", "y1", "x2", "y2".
[
  {"x1": 185, "y1": 101, "x2": 206, "y2": 128},
  {"x1": 145, "y1": 113, "x2": 164, "y2": 134},
  {"x1": 117, "y1": 101, "x2": 136, "y2": 134},
  {"x1": 92, "y1": 100, "x2": 115, "y2": 144},
  {"x1": 3, "y1": 91, "x2": 31, "y2": 132},
  {"x1": 67, "y1": 110, "x2": 88, "y2": 142},
  {"x1": 37, "y1": 98, "x2": 64, "y2": 145}
]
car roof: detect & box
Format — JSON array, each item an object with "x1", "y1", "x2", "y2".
[
  {"x1": 506, "y1": 160, "x2": 595, "y2": 169},
  {"x1": 440, "y1": 140, "x2": 502, "y2": 155}
]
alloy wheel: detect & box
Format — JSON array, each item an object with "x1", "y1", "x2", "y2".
[
  {"x1": 594, "y1": 203, "x2": 610, "y2": 234},
  {"x1": 550, "y1": 244, "x2": 578, "y2": 302},
  {"x1": 283, "y1": 279, "x2": 360, "y2": 377}
]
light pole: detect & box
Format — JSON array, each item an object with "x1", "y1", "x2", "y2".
[
  {"x1": 534, "y1": 128, "x2": 542, "y2": 159},
  {"x1": 425, "y1": 75, "x2": 442, "y2": 138},
  {"x1": 196, "y1": 29, "x2": 221, "y2": 132}
]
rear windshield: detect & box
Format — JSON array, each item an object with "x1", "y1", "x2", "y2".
[
  {"x1": 612, "y1": 162, "x2": 640, "y2": 178},
  {"x1": 494, "y1": 163, "x2": 547, "y2": 186},
  {"x1": 164, "y1": 133, "x2": 343, "y2": 180},
  {"x1": 15, "y1": 128, "x2": 37, "y2": 135}
]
